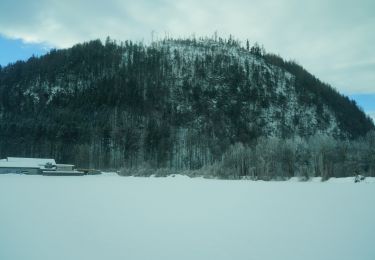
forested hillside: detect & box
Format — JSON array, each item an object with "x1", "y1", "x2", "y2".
[{"x1": 0, "y1": 37, "x2": 373, "y2": 176}]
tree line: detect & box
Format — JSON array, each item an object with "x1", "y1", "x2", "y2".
[{"x1": 120, "y1": 132, "x2": 375, "y2": 180}]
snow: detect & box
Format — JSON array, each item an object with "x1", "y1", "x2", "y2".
[
  {"x1": 0, "y1": 157, "x2": 56, "y2": 169},
  {"x1": 1, "y1": 174, "x2": 375, "y2": 260},
  {"x1": 0, "y1": 161, "x2": 41, "y2": 168}
]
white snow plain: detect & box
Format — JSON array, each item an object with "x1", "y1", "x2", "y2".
[{"x1": 0, "y1": 174, "x2": 374, "y2": 260}]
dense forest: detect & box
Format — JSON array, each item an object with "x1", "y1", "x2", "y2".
[{"x1": 0, "y1": 36, "x2": 374, "y2": 178}]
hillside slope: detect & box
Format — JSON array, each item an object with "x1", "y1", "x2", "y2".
[{"x1": 0, "y1": 37, "x2": 373, "y2": 168}]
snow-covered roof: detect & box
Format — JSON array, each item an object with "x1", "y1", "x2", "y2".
[
  {"x1": 0, "y1": 157, "x2": 57, "y2": 169},
  {"x1": 6, "y1": 157, "x2": 56, "y2": 164}
]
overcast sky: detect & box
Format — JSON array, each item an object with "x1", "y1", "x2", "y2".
[{"x1": 0, "y1": 0, "x2": 374, "y2": 116}]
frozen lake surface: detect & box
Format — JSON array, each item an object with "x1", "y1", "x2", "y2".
[{"x1": 1, "y1": 174, "x2": 374, "y2": 260}]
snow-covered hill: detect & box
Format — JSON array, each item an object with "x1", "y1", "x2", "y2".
[{"x1": 0, "y1": 37, "x2": 373, "y2": 169}]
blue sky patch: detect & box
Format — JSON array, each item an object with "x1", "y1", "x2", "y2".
[{"x1": 0, "y1": 35, "x2": 50, "y2": 66}]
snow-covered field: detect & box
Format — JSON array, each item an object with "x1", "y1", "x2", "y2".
[{"x1": 1, "y1": 174, "x2": 374, "y2": 260}]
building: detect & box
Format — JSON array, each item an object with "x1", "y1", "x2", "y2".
[
  {"x1": 56, "y1": 164, "x2": 75, "y2": 171},
  {"x1": 4, "y1": 157, "x2": 57, "y2": 169},
  {"x1": 0, "y1": 157, "x2": 84, "y2": 176},
  {"x1": 0, "y1": 161, "x2": 42, "y2": 175}
]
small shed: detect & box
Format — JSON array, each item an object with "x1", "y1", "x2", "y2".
[{"x1": 56, "y1": 164, "x2": 75, "y2": 171}]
